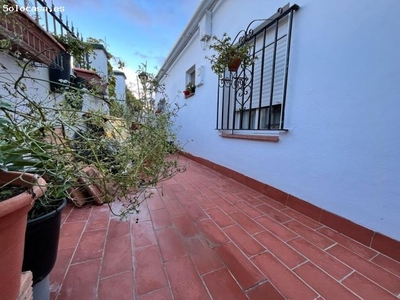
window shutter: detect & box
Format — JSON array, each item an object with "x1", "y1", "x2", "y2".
[{"x1": 251, "y1": 35, "x2": 287, "y2": 108}]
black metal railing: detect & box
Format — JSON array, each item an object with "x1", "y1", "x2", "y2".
[
  {"x1": 216, "y1": 4, "x2": 299, "y2": 132},
  {"x1": 20, "y1": 0, "x2": 81, "y2": 39}
]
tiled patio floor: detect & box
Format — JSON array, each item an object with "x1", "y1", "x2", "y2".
[{"x1": 50, "y1": 156, "x2": 400, "y2": 300}]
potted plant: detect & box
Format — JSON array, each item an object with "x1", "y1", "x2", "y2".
[
  {"x1": 1, "y1": 42, "x2": 183, "y2": 297},
  {"x1": 49, "y1": 34, "x2": 94, "y2": 92},
  {"x1": 0, "y1": 109, "x2": 70, "y2": 295},
  {"x1": 206, "y1": 33, "x2": 257, "y2": 77},
  {"x1": 0, "y1": 117, "x2": 48, "y2": 300},
  {"x1": 186, "y1": 82, "x2": 196, "y2": 94},
  {"x1": 0, "y1": 172, "x2": 47, "y2": 300}
]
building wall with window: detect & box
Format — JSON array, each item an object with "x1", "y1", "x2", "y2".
[{"x1": 159, "y1": 0, "x2": 400, "y2": 241}]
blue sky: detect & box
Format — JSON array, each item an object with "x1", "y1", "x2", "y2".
[{"x1": 53, "y1": 0, "x2": 202, "y2": 88}]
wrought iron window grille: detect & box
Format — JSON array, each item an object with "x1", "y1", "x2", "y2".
[{"x1": 216, "y1": 4, "x2": 299, "y2": 133}]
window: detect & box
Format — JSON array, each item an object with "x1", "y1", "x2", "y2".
[
  {"x1": 216, "y1": 4, "x2": 298, "y2": 133},
  {"x1": 185, "y1": 66, "x2": 196, "y2": 96}
]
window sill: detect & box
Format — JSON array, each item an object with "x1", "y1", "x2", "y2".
[{"x1": 220, "y1": 133, "x2": 279, "y2": 142}]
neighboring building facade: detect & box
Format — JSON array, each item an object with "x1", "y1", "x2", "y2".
[
  {"x1": 113, "y1": 70, "x2": 127, "y2": 102},
  {"x1": 0, "y1": 4, "x2": 126, "y2": 116},
  {"x1": 158, "y1": 0, "x2": 400, "y2": 251}
]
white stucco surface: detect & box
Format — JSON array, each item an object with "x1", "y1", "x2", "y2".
[{"x1": 160, "y1": 0, "x2": 400, "y2": 240}]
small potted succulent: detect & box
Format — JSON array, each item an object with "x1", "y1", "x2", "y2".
[{"x1": 206, "y1": 33, "x2": 257, "y2": 77}]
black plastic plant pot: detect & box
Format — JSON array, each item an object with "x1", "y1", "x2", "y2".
[
  {"x1": 22, "y1": 198, "x2": 67, "y2": 285},
  {"x1": 72, "y1": 76, "x2": 86, "y2": 89},
  {"x1": 49, "y1": 51, "x2": 71, "y2": 92}
]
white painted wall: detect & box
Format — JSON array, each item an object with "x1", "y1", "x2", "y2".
[
  {"x1": 0, "y1": 51, "x2": 108, "y2": 116},
  {"x1": 113, "y1": 71, "x2": 127, "y2": 102},
  {"x1": 160, "y1": 0, "x2": 400, "y2": 240},
  {"x1": 0, "y1": 52, "x2": 61, "y2": 113},
  {"x1": 89, "y1": 46, "x2": 109, "y2": 78}
]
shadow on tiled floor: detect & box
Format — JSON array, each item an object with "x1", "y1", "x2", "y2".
[{"x1": 50, "y1": 156, "x2": 400, "y2": 300}]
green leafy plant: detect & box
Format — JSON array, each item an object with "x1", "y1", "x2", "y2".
[
  {"x1": 52, "y1": 33, "x2": 94, "y2": 65},
  {"x1": 0, "y1": 48, "x2": 184, "y2": 219},
  {"x1": 186, "y1": 82, "x2": 195, "y2": 93},
  {"x1": 206, "y1": 33, "x2": 257, "y2": 77}
]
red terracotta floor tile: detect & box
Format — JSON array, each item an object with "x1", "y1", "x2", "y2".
[
  {"x1": 285, "y1": 220, "x2": 335, "y2": 249},
  {"x1": 327, "y1": 244, "x2": 400, "y2": 294},
  {"x1": 371, "y1": 254, "x2": 400, "y2": 277},
  {"x1": 57, "y1": 259, "x2": 101, "y2": 300},
  {"x1": 135, "y1": 245, "x2": 168, "y2": 296},
  {"x1": 224, "y1": 192, "x2": 248, "y2": 204},
  {"x1": 58, "y1": 221, "x2": 86, "y2": 250},
  {"x1": 65, "y1": 206, "x2": 92, "y2": 222},
  {"x1": 85, "y1": 206, "x2": 110, "y2": 231},
  {"x1": 293, "y1": 262, "x2": 359, "y2": 300},
  {"x1": 98, "y1": 272, "x2": 134, "y2": 300},
  {"x1": 254, "y1": 230, "x2": 306, "y2": 268},
  {"x1": 147, "y1": 194, "x2": 166, "y2": 211},
  {"x1": 137, "y1": 287, "x2": 173, "y2": 300},
  {"x1": 164, "y1": 199, "x2": 186, "y2": 216},
  {"x1": 215, "y1": 242, "x2": 266, "y2": 290},
  {"x1": 342, "y1": 272, "x2": 399, "y2": 300},
  {"x1": 49, "y1": 247, "x2": 74, "y2": 294},
  {"x1": 203, "y1": 268, "x2": 247, "y2": 300},
  {"x1": 246, "y1": 281, "x2": 285, "y2": 300},
  {"x1": 175, "y1": 191, "x2": 195, "y2": 205},
  {"x1": 172, "y1": 214, "x2": 199, "y2": 237},
  {"x1": 256, "y1": 215, "x2": 298, "y2": 242},
  {"x1": 234, "y1": 201, "x2": 264, "y2": 218},
  {"x1": 237, "y1": 192, "x2": 263, "y2": 206},
  {"x1": 200, "y1": 188, "x2": 220, "y2": 199},
  {"x1": 185, "y1": 187, "x2": 203, "y2": 197},
  {"x1": 192, "y1": 194, "x2": 216, "y2": 210},
  {"x1": 101, "y1": 235, "x2": 133, "y2": 279},
  {"x1": 252, "y1": 252, "x2": 318, "y2": 300},
  {"x1": 256, "y1": 204, "x2": 292, "y2": 223},
  {"x1": 150, "y1": 208, "x2": 173, "y2": 230},
  {"x1": 72, "y1": 229, "x2": 106, "y2": 263},
  {"x1": 132, "y1": 220, "x2": 157, "y2": 248},
  {"x1": 317, "y1": 226, "x2": 378, "y2": 259},
  {"x1": 197, "y1": 219, "x2": 230, "y2": 247},
  {"x1": 288, "y1": 237, "x2": 352, "y2": 280},
  {"x1": 229, "y1": 211, "x2": 264, "y2": 235},
  {"x1": 107, "y1": 217, "x2": 130, "y2": 240},
  {"x1": 184, "y1": 236, "x2": 224, "y2": 275},
  {"x1": 224, "y1": 225, "x2": 265, "y2": 257},
  {"x1": 205, "y1": 207, "x2": 236, "y2": 228},
  {"x1": 136, "y1": 202, "x2": 151, "y2": 222},
  {"x1": 156, "y1": 227, "x2": 186, "y2": 262},
  {"x1": 182, "y1": 202, "x2": 209, "y2": 222},
  {"x1": 50, "y1": 157, "x2": 400, "y2": 300},
  {"x1": 281, "y1": 207, "x2": 322, "y2": 229},
  {"x1": 60, "y1": 204, "x2": 73, "y2": 224},
  {"x1": 212, "y1": 196, "x2": 239, "y2": 214},
  {"x1": 257, "y1": 195, "x2": 287, "y2": 210},
  {"x1": 165, "y1": 256, "x2": 211, "y2": 300}
]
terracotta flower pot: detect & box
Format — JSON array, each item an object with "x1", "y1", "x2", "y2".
[
  {"x1": 0, "y1": 171, "x2": 47, "y2": 300},
  {"x1": 228, "y1": 57, "x2": 241, "y2": 72}
]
